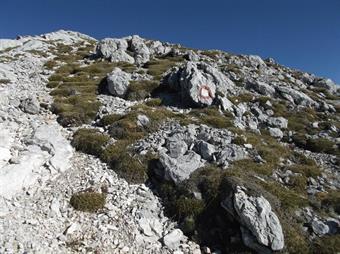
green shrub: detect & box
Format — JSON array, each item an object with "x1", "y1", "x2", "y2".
[
  {"x1": 72, "y1": 128, "x2": 110, "y2": 156},
  {"x1": 284, "y1": 224, "x2": 310, "y2": 254},
  {"x1": 125, "y1": 80, "x2": 159, "y2": 100},
  {"x1": 312, "y1": 235, "x2": 340, "y2": 254},
  {"x1": 260, "y1": 181, "x2": 309, "y2": 211},
  {"x1": 0, "y1": 79, "x2": 11, "y2": 84},
  {"x1": 70, "y1": 191, "x2": 106, "y2": 212},
  {"x1": 228, "y1": 93, "x2": 253, "y2": 105},
  {"x1": 317, "y1": 190, "x2": 340, "y2": 214},
  {"x1": 144, "y1": 56, "x2": 184, "y2": 80},
  {"x1": 175, "y1": 197, "x2": 205, "y2": 218},
  {"x1": 101, "y1": 141, "x2": 148, "y2": 184},
  {"x1": 44, "y1": 60, "x2": 58, "y2": 70},
  {"x1": 100, "y1": 114, "x2": 123, "y2": 126},
  {"x1": 189, "y1": 107, "x2": 233, "y2": 129},
  {"x1": 145, "y1": 98, "x2": 163, "y2": 107},
  {"x1": 305, "y1": 138, "x2": 338, "y2": 155},
  {"x1": 232, "y1": 136, "x2": 246, "y2": 145}
]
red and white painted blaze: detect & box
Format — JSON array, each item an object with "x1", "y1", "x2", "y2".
[{"x1": 198, "y1": 85, "x2": 213, "y2": 100}]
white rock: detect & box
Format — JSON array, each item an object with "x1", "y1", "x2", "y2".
[
  {"x1": 106, "y1": 68, "x2": 131, "y2": 97},
  {"x1": 233, "y1": 186, "x2": 284, "y2": 251},
  {"x1": 163, "y1": 229, "x2": 183, "y2": 249}
]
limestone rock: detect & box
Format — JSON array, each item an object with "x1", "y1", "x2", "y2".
[
  {"x1": 166, "y1": 137, "x2": 188, "y2": 159},
  {"x1": 163, "y1": 229, "x2": 183, "y2": 249},
  {"x1": 199, "y1": 141, "x2": 216, "y2": 160},
  {"x1": 20, "y1": 96, "x2": 40, "y2": 114},
  {"x1": 233, "y1": 186, "x2": 284, "y2": 251},
  {"x1": 266, "y1": 117, "x2": 288, "y2": 129},
  {"x1": 96, "y1": 38, "x2": 135, "y2": 64},
  {"x1": 167, "y1": 62, "x2": 235, "y2": 106},
  {"x1": 276, "y1": 86, "x2": 317, "y2": 107},
  {"x1": 106, "y1": 68, "x2": 131, "y2": 97},
  {"x1": 159, "y1": 151, "x2": 203, "y2": 184},
  {"x1": 311, "y1": 220, "x2": 329, "y2": 236},
  {"x1": 268, "y1": 127, "x2": 283, "y2": 139},
  {"x1": 246, "y1": 81, "x2": 276, "y2": 96},
  {"x1": 130, "y1": 35, "x2": 151, "y2": 65}
]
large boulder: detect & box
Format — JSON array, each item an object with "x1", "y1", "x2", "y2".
[
  {"x1": 106, "y1": 68, "x2": 131, "y2": 97},
  {"x1": 166, "y1": 62, "x2": 236, "y2": 107},
  {"x1": 130, "y1": 35, "x2": 151, "y2": 65},
  {"x1": 96, "y1": 38, "x2": 135, "y2": 64},
  {"x1": 148, "y1": 40, "x2": 171, "y2": 56},
  {"x1": 222, "y1": 186, "x2": 284, "y2": 252}
]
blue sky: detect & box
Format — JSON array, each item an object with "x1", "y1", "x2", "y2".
[{"x1": 1, "y1": 0, "x2": 339, "y2": 83}]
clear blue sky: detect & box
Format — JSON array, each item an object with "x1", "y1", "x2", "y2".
[{"x1": 1, "y1": 0, "x2": 339, "y2": 83}]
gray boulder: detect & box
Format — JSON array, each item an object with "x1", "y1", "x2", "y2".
[
  {"x1": 216, "y1": 145, "x2": 247, "y2": 166},
  {"x1": 199, "y1": 141, "x2": 215, "y2": 160},
  {"x1": 106, "y1": 68, "x2": 131, "y2": 97},
  {"x1": 167, "y1": 62, "x2": 235, "y2": 106},
  {"x1": 276, "y1": 86, "x2": 317, "y2": 107},
  {"x1": 268, "y1": 127, "x2": 283, "y2": 139},
  {"x1": 163, "y1": 229, "x2": 183, "y2": 249},
  {"x1": 20, "y1": 96, "x2": 40, "y2": 114},
  {"x1": 217, "y1": 96, "x2": 234, "y2": 112},
  {"x1": 311, "y1": 220, "x2": 329, "y2": 236},
  {"x1": 158, "y1": 150, "x2": 203, "y2": 184},
  {"x1": 149, "y1": 40, "x2": 171, "y2": 56},
  {"x1": 266, "y1": 117, "x2": 288, "y2": 129},
  {"x1": 233, "y1": 186, "x2": 284, "y2": 251},
  {"x1": 130, "y1": 35, "x2": 151, "y2": 65},
  {"x1": 166, "y1": 137, "x2": 188, "y2": 158},
  {"x1": 96, "y1": 38, "x2": 135, "y2": 64},
  {"x1": 246, "y1": 81, "x2": 276, "y2": 96},
  {"x1": 137, "y1": 114, "x2": 150, "y2": 127}
]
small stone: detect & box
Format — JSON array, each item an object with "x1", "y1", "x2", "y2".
[{"x1": 312, "y1": 220, "x2": 329, "y2": 236}]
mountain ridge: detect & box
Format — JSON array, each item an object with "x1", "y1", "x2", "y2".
[{"x1": 0, "y1": 29, "x2": 339, "y2": 254}]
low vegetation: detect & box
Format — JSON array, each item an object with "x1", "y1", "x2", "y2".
[
  {"x1": 143, "y1": 55, "x2": 184, "y2": 81},
  {"x1": 70, "y1": 191, "x2": 106, "y2": 212},
  {"x1": 0, "y1": 79, "x2": 11, "y2": 84},
  {"x1": 72, "y1": 129, "x2": 110, "y2": 157}
]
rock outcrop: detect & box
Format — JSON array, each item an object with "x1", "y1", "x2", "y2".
[{"x1": 166, "y1": 61, "x2": 236, "y2": 107}]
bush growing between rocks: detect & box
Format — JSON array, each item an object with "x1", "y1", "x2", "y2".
[
  {"x1": 0, "y1": 79, "x2": 11, "y2": 84},
  {"x1": 317, "y1": 190, "x2": 340, "y2": 214},
  {"x1": 144, "y1": 56, "x2": 184, "y2": 80},
  {"x1": 72, "y1": 129, "x2": 110, "y2": 157},
  {"x1": 312, "y1": 235, "x2": 340, "y2": 254},
  {"x1": 305, "y1": 138, "x2": 338, "y2": 155},
  {"x1": 189, "y1": 107, "x2": 234, "y2": 129},
  {"x1": 125, "y1": 80, "x2": 159, "y2": 101},
  {"x1": 70, "y1": 191, "x2": 106, "y2": 212},
  {"x1": 145, "y1": 98, "x2": 163, "y2": 107}
]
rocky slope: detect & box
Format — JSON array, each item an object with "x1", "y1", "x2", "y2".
[{"x1": 0, "y1": 30, "x2": 339, "y2": 254}]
